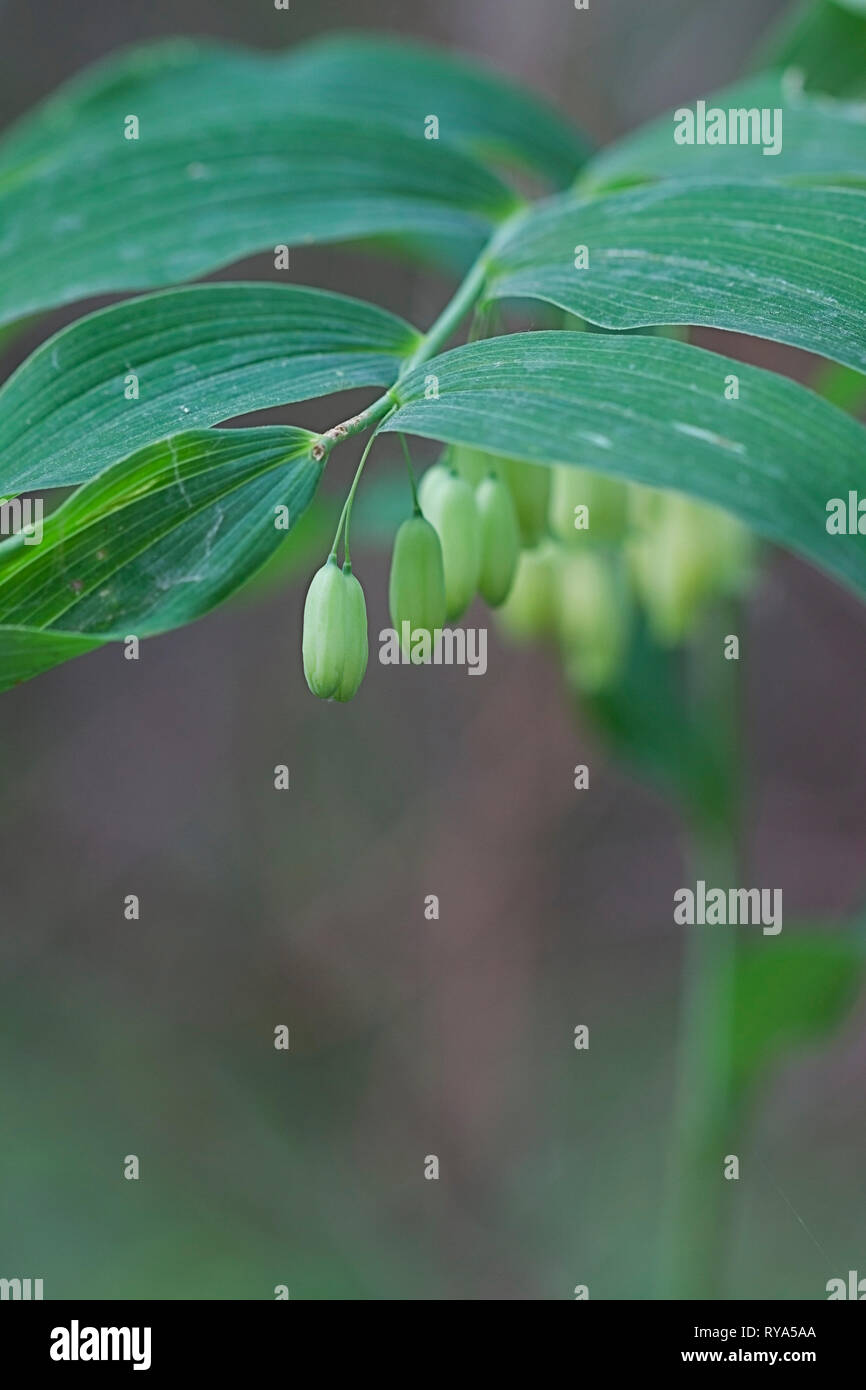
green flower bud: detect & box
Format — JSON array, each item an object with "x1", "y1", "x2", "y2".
[
  {"x1": 627, "y1": 492, "x2": 752, "y2": 646},
  {"x1": 627, "y1": 482, "x2": 667, "y2": 532},
  {"x1": 450, "y1": 443, "x2": 491, "y2": 487},
  {"x1": 496, "y1": 540, "x2": 558, "y2": 642},
  {"x1": 556, "y1": 550, "x2": 630, "y2": 693},
  {"x1": 335, "y1": 568, "x2": 369, "y2": 702},
  {"x1": 499, "y1": 457, "x2": 551, "y2": 547},
  {"x1": 417, "y1": 463, "x2": 451, "y2": 516},
  {"x1": 476, "y1": 473, "x2": 520, "y2": 607},
  {"x1": 389, "y1": 514, "x2": 447, "y2": 659},
  {"x1": 302, "y1": 557, "x2": 368, "y2": 702},
  {"x1": 549, "y1": 465, "x2": 629, "y2": 544},
  {"x1": 422, "y1": 470, "x2": 481, "y2": 621}
]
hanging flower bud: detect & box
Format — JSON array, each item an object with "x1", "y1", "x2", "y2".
[
  {"x1": 450, "y1": 443, "x2": 490, "y2": 487},
  {"x1": 335, "y1": 567, "x2": 369, "y2": 702},
  {"x1": 476, "y1": 472, "x2": 520, "y2": 607},
  {"x1": 496, "y1": 540, "x2": 558, "y2": 642},
  {"x1": 302, "y1": 557, "x2": 368, "y2": 701},
  {"x1": 417, "y1": 463, "x2": 451, "y2": 516},
  {"x1": 627, "y1": 491, "x2": 753, "y2": 645},
  {"x1": 549, "y1": 465, "x2": 629, "y2": 544},
  {"x1": 556, "y1": 550, "x2": 630, "y2": 693},
  {"x1": 422, "y1": 469, "x2": 481, "y2": 620},
  {"x1": 499, "y1": 457, "x2": 551, "y2": 547},
  {"x1": 389, "y1": 514, "x2": 447, "y2": 658}
]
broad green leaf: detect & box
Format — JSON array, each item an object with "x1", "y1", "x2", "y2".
[
  {"x1": 0, "y1": 111, "x2": 516, "y2": 328},
  {"x1": 0, "y1": 427, "x2": 320, "y2": 647},
  {"x1": 755, "y1": 0, "x2": 866, "y2": 97},
  {"x1": 228, "y1": 497, "x2": 339, "y2": 609},
  {"x1": 812, "y1": 360, "x2": 866, "y2": 412},
  {"x1": 382, "y1": 332, "x2": 866, "y2": 599},
  {"x1": 0, "y1": 283, "x2": 420, "y2": 495},
  {"x1": 0, "y1": 624, "x2": 103, "y2": 690},
  {"x1": 282, "y1": 35, "x2": 590, "y2": 184},
  {"x1": 486, "y1": 183, "x2": 866, "y2": 373},
  {"x1": 731, "y1": 935, "x2": 864, "y2": 1095},
  {"x1": 0, "y1": 35, "x2": 587, "y2": 187},
  {"x1": 581, "y1": 73, "x2": 866, "y2": 190}
]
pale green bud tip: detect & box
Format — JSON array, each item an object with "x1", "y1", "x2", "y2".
[
  {"x1": 302, "y1": 559, "x2": 368, "y2": 702},
  {"x1": 549, "y1": 465, "x2": 629, "y2": 545},
  {"x1": 496, "y1": 541, "x2": 558, "y2": 642},
  {"x1": 501, "y1": 457, "x2": 551, "y2": 547},
  {"x1": 476, "y1": 473, "x2": 520, "y2": 608},
  {"x1": 417, "y1": 463, "x2": 451, "y2": 517},
  {"x1": 422, "y1": 471, "x2": 481, "y2": 621},
  {"x1": 389, "y1": 515, "x2": 447, "y2": 659},
  {"x1": 628, "y1": 492, "x2": 753, "y2": 645},
  {"x1": 557, "y1": 551, "x2": 630, "y2": 693}
]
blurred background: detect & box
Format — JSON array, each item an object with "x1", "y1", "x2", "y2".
[{"x1": 1, "y1": 0, "x2": 866, "y2": 1300}]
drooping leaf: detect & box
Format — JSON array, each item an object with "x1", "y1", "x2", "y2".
[
  {"x1": 382, "y1": 331, "x2": 866, "y2": 599},
  {"x1": 228, "y1": 497, "x2": 340, "y2": 609},
  {"x1": 581, "y1": 73, "x2": 866, "y2": 190},
  {"x1": 731, "y1": 934, "x2": 864, "y2": 1096},
  {"x1": 754, "y1": 0, "x2": 866, "y2": 98},
  {"x1": 0, "y1": 427, "x2": 320, "y2": 646},
  {"x1": 0, "y1": 624, "x2": 103, "y2": 690},
  {"x1": 0, "y1": 35, "x2": 587, "y2": 187},
  {"x1": 0, "y1": 283, "x2": 420, "y2": 495},
  {"x1": 486, "y1": 182, "x2": 866, "y2": 373},
  {"x1": 282, "y1": 35, "x2": 590, "y2": 184},
  {"x1": 0, "y1": 111, "x2": 517, "y2": 328}
]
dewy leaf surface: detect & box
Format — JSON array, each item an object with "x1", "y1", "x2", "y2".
[
  {"x1": 383, "y1": 332, "x2": 866, "y2": 598},
  {"x1": 0, "y1": 283, "x2": 420, "y2": 494},
  {"x1": 486, "y1": 182, "x2": 866, "y2": 372}
]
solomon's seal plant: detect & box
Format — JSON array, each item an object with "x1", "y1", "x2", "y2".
[
  {"x1": 1, "y1": 7, "x2": 866, "y2": 1297},
  {"x1": 1, "y1": 27, "x2": 864, "y2": 702}
]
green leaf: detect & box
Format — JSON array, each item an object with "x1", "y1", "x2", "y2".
[
  {"x1": 383, "y1": 331, "x2": 866, "y2": 599},
  {"x1": 0, "y1": 110, "x2": 516, "y2": 328},
  {"x1": 731, "y1": 935, "x2": 864, "y2": 1095},
  {"x1": 0, "y1": 625, "x2": 103, "y2": 690},
  {"x1": 812, "y1": 360, "x2": 866, "y2": 412},
  {"x1": 228, "y1": 497, "x2": 339, "y2": 609},
  {"x1": 0, "y1": 35, "x2": 587, "y2": 187},
  {"x1": 581, "y1": 73, "x2": 866, "y2": 190},
  {"x1": 0, "y1": 427, "x2": 320, "y2": 655},
  {"x1": 486, "y1": 183, "x2": 866, "y2": 373},
  {"x1": 0, "y1": 283, "x2": 420, "y2": 495},
  {"x1": 282, "y1": 35, "x2": 590, "y2": 184},
  {"x1": 755, "y1": 0, "x2": 866, "y2": 98}
]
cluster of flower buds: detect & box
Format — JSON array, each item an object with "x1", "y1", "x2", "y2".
[
  {"x1": 497, "y1": 461, "x2": 754, "y2": 694},
  {"x1": 302, "y1": 444, "x2": 754, "y2": 702}
]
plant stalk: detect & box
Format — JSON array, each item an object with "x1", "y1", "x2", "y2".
[
  {"x1": 661, "y1": 598, "x2": 745, "y2": 1299},
  {"x1": 313, "y1": 206, "x2": 527, "y2": 458}
]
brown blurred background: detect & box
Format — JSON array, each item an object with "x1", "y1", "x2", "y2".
[{"x1": 1, "y1": 0, "x2": 865, "y2": 1300}]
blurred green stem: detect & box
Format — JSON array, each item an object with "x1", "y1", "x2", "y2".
[{"x1": 662, "y1": 598, "x2": 744, "y2": 1299}]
